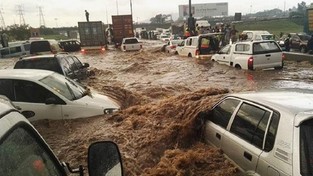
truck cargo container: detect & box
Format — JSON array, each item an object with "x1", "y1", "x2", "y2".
[
  {"x1": 112, "y1": 15, "x2": 134, "y2": 47},
  {"x1": 78, "y1": 21, "x2": 106, "y2": 53}
]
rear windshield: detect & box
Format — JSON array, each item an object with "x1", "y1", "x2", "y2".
[
  {"x1": 14, "y1": 57, "x2": 63, "y2": 74},
  {"x1": 253, "y1": 41, "x2": 281, "y2": 55},
  {"x1": 30, "y1": 41, "x2": 51, "y2": 54},
  {"x1": 124, "y1": 39, "x2": 139, "y2": 44}
]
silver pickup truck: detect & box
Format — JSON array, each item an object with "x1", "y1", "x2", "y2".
[{"x1": 211, "y1": 40, "x2": 284, "y2": 70}]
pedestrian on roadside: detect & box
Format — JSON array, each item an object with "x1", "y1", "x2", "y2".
[
  {"x1": 85, "y1": 10, "x2": 89, "y2": 22},
  {"x1": 307, "y1": 34, "x2": 313, "y2": 54},
  {"x1": 284, "y1": 34, "x2": 291, "y2": 52}
]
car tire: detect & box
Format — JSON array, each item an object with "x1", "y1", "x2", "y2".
[
  {"x1": 188, "y1": 53, "x2": 192, "y2": 57},
  {"x1": 300, "y1": 46, "x2": 307, "y2": 53},
  {"x1": 235, "y1": 65, "x2": 242, "y2": 69}
]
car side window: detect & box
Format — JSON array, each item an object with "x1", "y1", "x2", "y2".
[
  {"x1": 235, "y1": 44, "x2": 250, "y2": 52},
  {"x1": 0, "y1": 126, "x2": 63, "y2": 175},
  {"x1": 59, "y1": 57, "x2": 71, "y2": 75},
  {"x1": 66, "y1": 56, "x2": 78, "y2": 71},
  {"x1": 220, "y1": 45, "x2": 231, "y2": 54},
  {"x1": 14, "y1": 80, "x2": 54, "y2": 103},
  {"x1": 0, "y1": 79, "x2": 14, "y2": 100},
  {"x1": 211, "y1": 98, "x2": 240, "y2": 128},
  {"x1": 264, "y1": 111, "x2": 279, "y2": 152},
  {"x1": 72, "y1": 56, "x2": 83, "y2": 69},
  {"x1": 230, "y1": 102, "x2": 271, "y2": 149}
]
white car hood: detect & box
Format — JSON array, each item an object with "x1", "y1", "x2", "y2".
[{"x1": 78, "y1": 93, "x2": 120, "y2": 110}]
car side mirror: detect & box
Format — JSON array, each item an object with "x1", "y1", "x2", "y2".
[
  {"x1": 88, "y1": 141, "x2": 123, "y2": 176},
  {"x1": 83, "y1": 63, "x2": 90, "y2": 68}
]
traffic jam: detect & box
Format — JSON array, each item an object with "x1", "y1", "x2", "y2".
[{"x1": 1, "y1": 1, "x2": 313, "y2": 176}]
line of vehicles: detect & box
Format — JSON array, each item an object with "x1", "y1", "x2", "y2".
[{"x1": 162, "y1": 30, "x2": 286, "y2": 70}]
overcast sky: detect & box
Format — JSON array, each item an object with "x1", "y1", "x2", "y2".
[{"x1": 0, "y1": 0, "x2": 312, "y2": 28}]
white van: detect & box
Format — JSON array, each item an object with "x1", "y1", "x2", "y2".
[
  {"x1": 241, "y1": 30, "x2": 274, "y2": 41},
  {"x1": 0, "y1": 41, "x2": 30, "y2": 58},
  {"x1": 177, "y1": 33, "x2": 221, "y2": 59}
]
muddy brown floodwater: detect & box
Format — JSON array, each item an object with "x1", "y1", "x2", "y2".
[{"x1": 2, "y1": 40, "x2": 313, "y2": 175}]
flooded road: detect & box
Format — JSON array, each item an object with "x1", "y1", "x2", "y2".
[{"x1": 1, "y1": 40, "x2": 313, "y2": 175}]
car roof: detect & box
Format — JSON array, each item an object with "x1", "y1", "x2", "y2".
[
  {"x1": 20, "y1": 53, "x2": 68, "y2": 60},
  {"x1": 0, "y1": 69, "x2": 54, "y2": 81},
  {"x1": 228, "y1": 90, "x2": 313, "y2": 115}
]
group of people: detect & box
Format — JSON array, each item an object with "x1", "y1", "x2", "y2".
[{"x1": 184, "y1": 23, "x2": 239, "y2": 47}]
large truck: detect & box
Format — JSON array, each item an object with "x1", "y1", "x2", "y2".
[
  {"x1": 78, "y1": 21, "x2": 106, "y2": 53},
  {"x1": 111, "y1": 15, "x2": 134, "y2": 47}
]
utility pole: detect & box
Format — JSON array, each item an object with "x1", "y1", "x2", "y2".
[
  {"x1": 130, "y1": 0, "x2": 133, "y2": 16},
  {"x1": 54, "y1": 18, "x2": 58, "y2": 27},
  {"x1": 188, "y1": 0, "x2": 195, "y2": 35},
  {"x1": 0, "y1": 9, "x2": 5, "y2": 30},
  {"x1": 39, "y1": 6, "x2": 46, "y2": 27},
  {"x1": 116, "y1": 0, "x2": 119, "y2": 15},
  {"x1": 17, "y1": 5, "x2": 25, "y2": 26}
]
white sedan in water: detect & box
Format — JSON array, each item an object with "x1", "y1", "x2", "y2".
[{"x1": 0, "y1": 69, "x2": 120, "y2": 121}]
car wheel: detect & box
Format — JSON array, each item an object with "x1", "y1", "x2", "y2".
[
  {"x1": 188, "y1": 53, "x2": 192, "y2": 57},
  {"x1": 235, "y1": 64, "x2": 241, "y2": 69},
  {"x1": 300, "y1": 46, "x2": 307, "y2": 53}
]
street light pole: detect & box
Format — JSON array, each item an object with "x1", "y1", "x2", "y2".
[
  {"x1": 116, "y1": 0, "x2": 119, "y2": 15},
  {"x1": 130, "y1": 0, "x2": 133, "y2": 16}
]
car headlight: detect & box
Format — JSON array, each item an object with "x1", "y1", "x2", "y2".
[{"x1": 104, "y1": 108, "x2": 118, "y2": 115}]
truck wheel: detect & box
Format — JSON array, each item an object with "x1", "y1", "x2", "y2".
[{"x1": 235, "y1": 65, "x2": 241, "y2": 69}]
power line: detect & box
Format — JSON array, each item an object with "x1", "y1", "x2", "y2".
[
  {"x1": 38, "y1": 6, "x2": 45, "y2": 27},
  {"x1": 16, "y1": 5, "x2": 25, "y2": 25},
  {"x1": 0, "y1": 9, "x2": 5, "y2": 29}
]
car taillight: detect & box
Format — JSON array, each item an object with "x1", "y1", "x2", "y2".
[
  {"x1": 170, "y1": 45, "x2": 176, "y2": 49},
  {"x1": 101, "y1": 47, "x2": 105, "y2": 51},
  {"x1": 282, "y1": 53, "x2": 286, "y2": 60},
  {"x1": 81, "y1": 49, "x2": 86, "y2": 53},
  {"x1": 195, "y1": 49, "x2": 200, "y2": 57},
  {"x1": 248, "y1": 56, "x2": 254, "y2": 70}
]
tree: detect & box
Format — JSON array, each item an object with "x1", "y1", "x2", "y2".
[
  {"x1": 6, "y1": 24, "x2": 31, "y2": 41},
  {"x1": 150, "y1": 14, "x2": 172, "y2": 24},
  {"x1": 297, "y1": 1, "x2": 307, "y2": 15}
]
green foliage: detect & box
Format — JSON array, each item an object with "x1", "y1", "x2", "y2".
[
  {"x1": 41, "y1": 34, "x2": 68, "y2": 40},
  {"x1": 150, "y1": 14, "x2": 172, "y2": 24},
  {"x1": 39, "y1": 26, "x2": 57, "y2": 35},
  {"x1": 235, "y1": 19, "x2": 303, "y2": 39},
  {"x1": 5, "y1": 24, "x2": 31, "y2": 41}
]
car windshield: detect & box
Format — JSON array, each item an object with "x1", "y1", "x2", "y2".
[
  {"x1": 299, "y1": 35, "x2": 310, "y2": 41},
  {"x1": 300, "y1": 118, "x2": 313, "y2": 176},
  {"x1": 39, "y1": 73, "x2": 86, "y2": 101},
  {"x1": 124, "y1": 39, "x2": 138, "y2": 44},
  {"x1": 171, "y1": 40, "x2": 184, "y2": 45},
  {"x1": 261, "y1": 35, "x2": 274, "y2": 40}
]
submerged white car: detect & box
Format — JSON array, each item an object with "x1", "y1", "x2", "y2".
[
  {"x1": 202, "y1": 90, "x2": 313, "y2": 175},
  {"x1": 0, "y1": 69, "x2": 120, "y2": 121}
]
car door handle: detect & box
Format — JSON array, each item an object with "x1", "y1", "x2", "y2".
[
  {"x1": 244, "y1": 151, "x2": 252, "y2": 161},
  {"x1": 215, "y1": 133, "x2": 221, "y2": 140},
  {"x1": 265, "y1": 54, "x2": 271, "y2": 57}
]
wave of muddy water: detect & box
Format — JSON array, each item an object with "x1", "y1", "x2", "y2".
[{"x1": 2, "y1": 40, "x2": 313, "y2": 175}]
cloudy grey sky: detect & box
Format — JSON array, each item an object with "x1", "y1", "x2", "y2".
[{"x1": 0, "y1": 0, "x2": 312, "y2": 28}]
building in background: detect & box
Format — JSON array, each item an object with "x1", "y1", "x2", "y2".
[{"x1": 178, "y1": 2, "x2": 228, "y2": 18}]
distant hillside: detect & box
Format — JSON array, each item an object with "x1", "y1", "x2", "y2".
[{"x1": 234, "y1": 18, "x2": 304, "y2": 38}]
